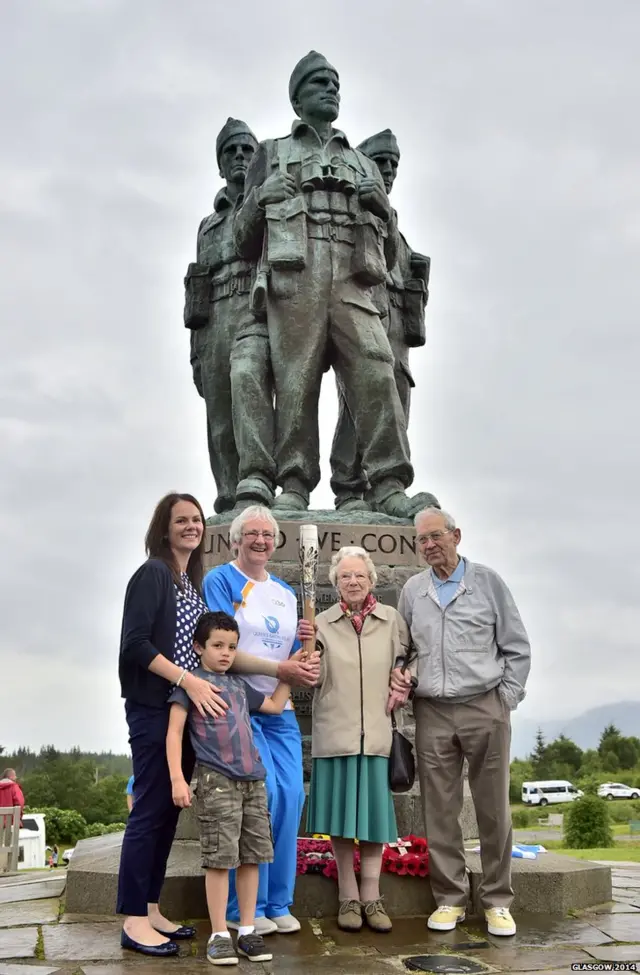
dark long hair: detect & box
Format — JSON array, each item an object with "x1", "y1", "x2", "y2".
[{"x1": 144, "y1": 492, "x2": 206, "y2": 592}]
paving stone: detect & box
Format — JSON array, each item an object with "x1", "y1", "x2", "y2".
[
  {"x1": 462, "y1": 913, "x2": 611, "y2": 947},
  {"x1": 59, "y1": 912, "x2": 121, "y2": 924},
  {"x1": 584, "y1": 943, "x2": 640, "y2": 962},
  {"x1": 84, "y1": 959, "x2": 399, "y2": 975},
  {"x1": 0, "y1": 899, "x2": 59, "y2": 928},
  {"x1": 587, "y1": 900, "x2": 640, "y2": 913},
  {"x1": 583, "y1": 911, "x2": 640, "y2": 942},
  {"x1": 81, "y1": 966, "x2": 214, "y2": 975},
  {"x1": 0, "y1": 876, "x2": 66, "y2": 906},
  {"x1": 324, "y1": 916, "x2": 457, "y2": 948},
  {"x1": 463, "y1": 946, "x2": 593, "y2": 972},
  {"x1": 323, "y1": 917, "x2": 488, "y2": 955},
  {"x1": 43, "y1": 921, "x2": 129, "y2": 961},
  {"x1": 613, "y1": 889, "x2": 640, "y2": 905},
  {"x1": 254, "y1": 957, "x2": 401, "y2": 973},
  {"x1": 0, "y1": 927, "x2": 38, "y2": 959},
  {"x1": 0, "y1": 967, "x2": 62, "y2": 975}
]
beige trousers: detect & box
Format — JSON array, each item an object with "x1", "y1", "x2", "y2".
[{"x1": 414, "y1": 687, "x2": 513, "y2": 911}]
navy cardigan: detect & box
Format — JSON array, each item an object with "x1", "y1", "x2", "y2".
[{"x1": 118, "y1": 558, "x2": 180, "y2": 708}]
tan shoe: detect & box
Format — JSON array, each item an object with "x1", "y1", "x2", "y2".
[
  {"x1": 362, "y1": 897, "x2": 392, "y2": 933},
  {"x1": 485, "y1": 907, "x2": 516, "y2": 936},
  {"x1": 427, "y1": 905, "x2": 466, "y2": 931},
  {"x1": 337, "y1": 899, "x2": 362, "y2": 931}
]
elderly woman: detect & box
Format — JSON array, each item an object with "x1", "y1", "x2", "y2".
[
  {"x1": 203, "y1": 505, "x2": 320, "y2": 937},
  {"x1": 301, "y1": 546, "x2": 413, "y2": 934}
]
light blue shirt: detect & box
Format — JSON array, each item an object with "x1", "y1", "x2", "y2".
[
  {"x1": 431, "y1": 557, "x2": 465, "y2": 608},
  {"x1": 126, "y1": 775, "x2": 135, "y2": 796}
]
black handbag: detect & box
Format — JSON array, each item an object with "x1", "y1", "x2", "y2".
[{"x1": 389, "y1": 711, "x2": 415, "y2": 793}]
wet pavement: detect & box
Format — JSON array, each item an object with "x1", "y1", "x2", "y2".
[{"x1": 0, "y1": 865, "x2": 639, "y2": 973}]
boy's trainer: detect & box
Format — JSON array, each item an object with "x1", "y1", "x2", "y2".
[
  {"x1": 237, "y1": 932, "x2": 273, "y2": 962},
  {"x1": 206, "y1": 934, "x2": 238, "y2": 966}
]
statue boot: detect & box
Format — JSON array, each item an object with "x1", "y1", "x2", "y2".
[
  {"x1": 273, "y1": 478, "x2": 309, "y2": 512},
  {"x1": 334, "y1": 493, "x2": 372, "y2": 513},
  {"x1": 370, "y1": 480, "x2": 440, "y2": 519},
  {"x1": 214, "y1": 494, "x2": 237, "y2": 514},
  {"x1": 235, "y1": 476, "x2": 275, "y2": 509}
]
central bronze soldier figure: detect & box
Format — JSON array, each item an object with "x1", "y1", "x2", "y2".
[{"x1": 233, "y1": 52, "x2": 437, "y2": 518}]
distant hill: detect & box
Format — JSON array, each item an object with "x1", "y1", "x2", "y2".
[{"x1": 511, "y1": 701, "x2": 640, "y2": 759}]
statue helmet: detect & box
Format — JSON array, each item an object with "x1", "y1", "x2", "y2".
[
  {"x1": 288, "y1": 51, "x2": 339, "y2": 109},
  {"x1": 357, "y1": 129, "x2": 400, "y2": 162},
  {"x1": 216, "y1": 118, "x2": 258, "y2": 168}
]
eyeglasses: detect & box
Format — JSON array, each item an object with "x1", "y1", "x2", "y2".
[
  {"x1": 242, "y1": 530, "x2": 276, "y2": 541},
  {"x1": 416, "y1": 529, "x2": 454, "y2": 545}
]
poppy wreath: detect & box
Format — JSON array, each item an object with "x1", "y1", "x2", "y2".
[{"x1": 296, "y1": 835, "x2": 429, "y2": 878}]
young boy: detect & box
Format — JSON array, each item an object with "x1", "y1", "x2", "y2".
[{"x1": 167, "y1": 611, "x2": 291, "y2": 967}]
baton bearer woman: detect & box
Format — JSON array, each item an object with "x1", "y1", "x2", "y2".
[{"x1": 203, "y1": 505, "x2": 321, "y2": 936}]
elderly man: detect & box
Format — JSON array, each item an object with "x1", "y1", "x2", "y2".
[
  {"x1": 186, "y1": 118, "x2": 276, "y2": 513},
  {"x1": 233, "y1": 52, "x2": 434, "y2": 519},
  {"x1": 394, "y1": 508, "x2": 531, "y2": 937}
]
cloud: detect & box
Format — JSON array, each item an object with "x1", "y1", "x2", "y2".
[{"x1": 1, "y1": 0, "x2": 639, "y2": 752}]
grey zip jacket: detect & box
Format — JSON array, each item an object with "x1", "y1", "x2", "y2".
[{"x1": 398, "y1": 558, "x2": 531, "y2": 709}]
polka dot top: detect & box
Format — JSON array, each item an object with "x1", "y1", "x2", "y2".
[{"x1": 173, "y1": 572, "x2": 207, "y2": 674}]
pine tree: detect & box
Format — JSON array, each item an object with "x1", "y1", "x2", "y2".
[{"x1": 530, "y1": 728, "x2": 548, "y2": 777}]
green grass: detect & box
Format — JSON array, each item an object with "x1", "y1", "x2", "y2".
[{"x1": 545, "y1": 842, "x2": 640, "y2": 861}]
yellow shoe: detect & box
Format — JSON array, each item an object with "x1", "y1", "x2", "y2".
[
  {"x1": 485, "y1": 907, "x2": 516, "y2": 936},
  {"x1": 427, "y1": 906, "x2": 466, "y2": 931}
]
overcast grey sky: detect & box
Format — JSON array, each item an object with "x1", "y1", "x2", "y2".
[{"x1": 1, "y1": 0, "x2": 638, "y2": 755}]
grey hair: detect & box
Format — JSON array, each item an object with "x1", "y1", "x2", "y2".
[
  {"x1": 228, "y1": 505, "x2": 279, "y2": 552},
  {"x1": 414, "y1": 506, "x2": 456, "y2": 531},
  {"x1": 328, "y1": 546, "x2": 378, "y2": 588}
]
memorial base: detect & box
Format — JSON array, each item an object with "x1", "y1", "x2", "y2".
[{"x1": 64, "y1": 831, "x2": 613, "y2": 919}]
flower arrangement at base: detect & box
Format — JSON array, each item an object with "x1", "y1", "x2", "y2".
[{"x1": 296, "y1": 834, "x2": 428, "y2": 878}]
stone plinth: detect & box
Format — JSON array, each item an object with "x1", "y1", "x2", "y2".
[
  {"x1": 174, "y1": 781, "x2": 478, "y2": 843},
  {"x1": 466, "y1": 851, "x2": 613, "y2": 914},
  {"x1": 64, "y1": 831, "x2": 613, "y2": 919}
]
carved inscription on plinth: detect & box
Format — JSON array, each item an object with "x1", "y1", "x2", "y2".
[{"x1": 204, "y1": 523, "x2": 419, "y2": 568}]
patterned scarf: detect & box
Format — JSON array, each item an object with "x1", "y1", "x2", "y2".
[{"x1": 341, "y1": 592, "x2": 377, "y2": 634}]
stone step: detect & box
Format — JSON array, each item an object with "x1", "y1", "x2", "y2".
[
  {"x1": 175, "y1": 782, "x2": 478, "y2": 842},
  {"x1": 65, "y1": 832, "x2": 612, "y2": 920},
  {"x1": 0, "y1": 871, "x2": 67, "y2": 905}
]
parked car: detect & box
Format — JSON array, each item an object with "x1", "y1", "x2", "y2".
[
  {"x1": 62, "y1": 848, "x2": 75, "y2": 864},
  {"x1": 522, "y1": 780, "x2": 583, "y2": 806},
  {"x1": 597, "y1": 782, "x2": 640, "y2": 801}
]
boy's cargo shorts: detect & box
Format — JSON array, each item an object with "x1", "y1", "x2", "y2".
[{"x1": 194, "y1": 764, "x2": 274, "y2": 870}]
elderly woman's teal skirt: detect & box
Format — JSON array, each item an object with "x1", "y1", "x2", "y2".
[{"x1": 306, "y1": 754, "x2": 397, "y2": 844}]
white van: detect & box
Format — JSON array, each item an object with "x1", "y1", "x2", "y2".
[{"x1": 521, "y1": 780, "x2": 583, "y2": 806}]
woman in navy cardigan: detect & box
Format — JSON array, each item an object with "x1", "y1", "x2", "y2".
[{"x1": 117, "y1": 492, "x2": 225, "y2": 956}]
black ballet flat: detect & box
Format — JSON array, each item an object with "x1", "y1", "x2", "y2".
[
  {"x1": 153, "y1": 925, "x2": 196, "y2": 940},
  {"x1": 121, "y1": 930, "x2": 180, "y2": 956}
]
